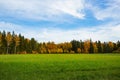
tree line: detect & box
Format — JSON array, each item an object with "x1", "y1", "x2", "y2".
[{"x1": 0, "y1": 31, "x2": 120, "y2": 54}]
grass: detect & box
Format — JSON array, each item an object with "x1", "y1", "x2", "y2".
[{"x1": 0, "y1": 54, "x2": 120, "y2": 80}]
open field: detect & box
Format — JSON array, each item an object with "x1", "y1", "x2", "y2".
[{"x1": 0, "y1": 54, "x2": 120, "y2": 80}]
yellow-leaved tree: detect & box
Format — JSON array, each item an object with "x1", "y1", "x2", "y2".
[
  {"x1": 14, "y1": 35, "x2": 20, "y2": 54},
  {"x1": 6, "y1": 32, "x2": 12, "y2": 54}
]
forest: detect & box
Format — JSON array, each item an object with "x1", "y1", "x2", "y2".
[{"x1": 0, "y1": 31, "x2": 120, "y2": 54}]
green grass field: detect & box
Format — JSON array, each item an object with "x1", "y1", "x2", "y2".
[{"x1": 0, "y1": 54, "x2": 120, "y2": 80}]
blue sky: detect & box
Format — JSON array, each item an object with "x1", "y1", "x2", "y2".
[{"x1": 0, "y1": 0, "x2": 120, "y2": 43}]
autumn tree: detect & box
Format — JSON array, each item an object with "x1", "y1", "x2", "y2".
[
  {"x1": 84, "y1": 40, "x2": 90, "y2": 53},
  {"x1": 0, "y1": 31, "x2": 120, "y2": 54},
  {"x1": 108, "y1": 41, "x2": 114, "y2": 52},
  {"x1": 13, "y1": 35, "x2": 20, "y2": 54},
  {"x1": 63, "y1": 42, "x2": 72, "y2": 53},
  {"x1": 6, "y1": 32, "x2": 12, "y2": 54},
  {"x1": 8, "y1": 31, "x2": 16, "y2": 54},
  {"x1": 93, "y1": 42, "x2": 98, "y2": 53},
  {"x1": 38, "y1": 42, "x2": 47, "y2": 53},
  {"x1": 46, "y1": 42, "x2": 57, "y2": 53}
]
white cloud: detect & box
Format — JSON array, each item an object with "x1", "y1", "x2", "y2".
[
  {"x1": 21, "y1": 23, "x2": 120, "y2": 43},
  {"x1": 88, "y1": 0, "x2": 120, "y2": 20},
  {"x1": 0, "y1": 0, "x2": 85, "y2": 21},
  {"x1": 0, "y1": 0, "x2": 120, "y2": 43},
  {"x1": 38, "y1": 24, "x2": 120, "y2": 43},
  {"x1": 0, "y1": 21, "x2": 120, "y2": 43},
  {"x1": 0, "y1": 21, "x2": 22, "y2": 32},
  {"x1": 0, "y1": 0, "x2": 120, "y2": 21}
]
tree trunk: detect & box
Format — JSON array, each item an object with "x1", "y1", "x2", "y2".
[
  {"x1": 7, "y1": 44, "x2": 9, "y2": 54},
  {"x1": 14, "y1": 46, "x2": 16, "y2": 54}
]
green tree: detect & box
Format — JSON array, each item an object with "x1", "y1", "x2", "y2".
[
  {"x1": 117, "y1": 41, "x2": 120, "y2": 48},
  {"x1": 0, "y1": 31, "x2": 2, "y2": 54},
  {"x1": 97, "y1": 40, "x2": 102, "y2": 53},
  {"x1": 9, "y1": 31, "x2": 15, "y2": 54},
  {"x1": 18, "y1": 34, "x2": 25, "y2": 53},
  {"x1": 29, "y1": 38, "x2": 38, "y2": 53},
  {"x1": 89, "y1": 39, "x2": 94, "y2": 53},
  {"x1": 1, "y1": 31, "x2": 7, "y2": 54},
  {"x1": 71, "y1": 40, "x2": 80, "y2": 53},
  {"x1": 80, "y1": 40, "x2": 84, "y2": 53}
]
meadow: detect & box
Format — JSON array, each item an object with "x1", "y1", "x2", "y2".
[{"x1": 0, "y1": 54, "x2": 120, "y2": 80}]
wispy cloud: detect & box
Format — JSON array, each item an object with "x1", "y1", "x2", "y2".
[
  {"x1": 0, "y1": 21, "x2": 120, "y2": 43},
  {"x1": 0, "y1": 0, "x2": 85, "y2": 22},
  {"x1": 0, "y1": 0, "x2": 120, "y2": 22},
  {"x1": 38, "y1": 23, "x2": 120, "y2": 43},
  {"x1": 0, "y1": 21, "x2": 22, "y2": 32},
  {"x1": 0, "y1": 0, "x2": 120, "y2": 43},
  {"x1": 88, "y1": 0, "x2": 120, "y2": 21}
]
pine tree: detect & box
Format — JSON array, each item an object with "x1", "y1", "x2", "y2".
[
  {"x1": 80, "y1": 40, "x2": 84, "y2": 53},
  {"x1": 97, "y1": 40, "x2": 102, "y2": 53},
  {"x1": 1, "y1": 31, "x2": 7, "y2": 54},
  {"x1": 9, "y1": 31, "x2": 16, "y2": 54},
  {"x1": 0, "y1": 31, "x2": 2, "y2": 54},
  {"x1": 71, "y1": 40, "x2": 80, "y2": 53},
  {"x1": 89, "y1": 39, "x2": 94, "y2": 53},
  {"x1": 117, "y1": 41, "x2": 120, "y2": 48},
  {"x1": 18, "y1": 34, "x2": 25, "y2": 53}
]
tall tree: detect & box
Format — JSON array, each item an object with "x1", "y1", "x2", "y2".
[
  {"x1": 89, "y1": 39, "x2": 94, "y2": 53},
  {"x1": 18, "y1": 34, "x2": 25, "y2": 53},
  {"x1": 0, "y1": 31, "x2": 2, "y2": 46},
  {"x1": 0, "y1": 32, "x2": 2, "y2": 46},
  {"x1": 0, "y1": 30, "x2": 119, "y2": 54},
  {"x1": 46, "y1": 42, "x2": 57, "y2": 53},
  {"x1": 84, "y1": 40, "x2": 90, "y2": 53},
  {"x1": 9, "y1": 31, "x2": 15, "y2": 54},
  {"x1": 97, "y1": 40, "x2": 102, "y2": 53},
  {"x1": 6, "y1": 32, "x2": 12, "y2": 54},
  {"x1": 14, "y1": 35, "x2": 20, "y2": 54},
  {"x1": 117, "y1": 41, "x2": 120, "y2": 48},
  {"x1": 30, "y1": 38, "x2": 38, "y2": 53},
  {"x1": 0, "y1": 31, "x2": 2, "y2": 54},
  {"x1": 1, "y1": 31, "x2": 7, "y2": 54},
  {"x1": 71, "y1": 40, "x2": 80, "y2": 53},
  {"x1": 108, "y1": 41, "x2": 114, "y2": 52},
  {"x1": 93, "y1": 42, "x2": 98, "y2": 53},
  {"x1": 80, "y1": 40, "x2": 84, "y2": 53}
]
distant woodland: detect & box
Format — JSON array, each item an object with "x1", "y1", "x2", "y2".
[{"x1": 0, "y1": 31, "x2": 120, "y2": 54}]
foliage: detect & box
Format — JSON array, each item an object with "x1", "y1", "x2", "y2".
[{"x1": 0, "y1": 31, "x2": 120, "y2": 54}]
